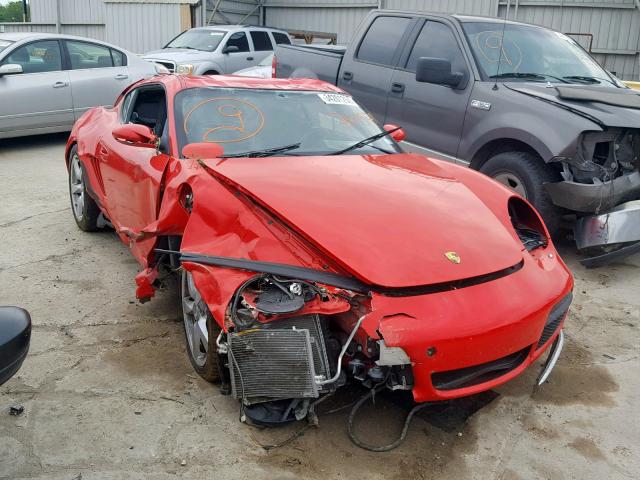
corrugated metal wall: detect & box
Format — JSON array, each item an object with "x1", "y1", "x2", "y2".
[
  {"x1": 5, "y1": 0, "x2": 640, "y2": 78},
  {"x1": 104, "y1": 3, "x2": 182, "y2": 52},
  {"x1": 205, "y1": 0, "x2": 260, "y2": 25}
]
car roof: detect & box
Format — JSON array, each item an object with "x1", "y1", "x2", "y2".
[
  {"x1": 0, "y1": 32, "x2": 136, "y2": 54},
  {"x1": 136, "y1": 74, "x2": 345, "y2": 94},
  {"x1": 191, "y1": 25, "x2": 288, "y2": 33}
]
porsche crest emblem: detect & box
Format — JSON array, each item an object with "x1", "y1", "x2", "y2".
[{"x1": 444, "y1": 251, "x2": 461, "y2": 264}]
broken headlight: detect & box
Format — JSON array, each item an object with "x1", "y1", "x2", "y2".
[{"x1": 508, "y1": 197, "x2": 548, "y2": 251}]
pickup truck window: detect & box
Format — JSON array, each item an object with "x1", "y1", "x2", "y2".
[
  {"x1": 273, "y1": 32, "x2": 291, "y2": 45},
  {"x1": 165, "y1": 29, "x2": 226, "y2": 52},
  {"x1": 226, "y1": 32, "x2": 250, "y2": 53},
  {"x1": 174, "y1": 87, "x2": 399, "y2": 157},
  {"x1": 250, "y1": 31, "x2": 273, "y2": 51},
  {"x1": 462, "y1": 22, "x2": 615, "y2": 85},
  {"x1": 405, "y1": 21, "x2": 466, "y2": 74},
  {"x1": 357, "y1": 16, "x2": 411, "y2": 66}
]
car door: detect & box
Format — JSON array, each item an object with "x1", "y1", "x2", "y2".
[
  {"x1": 98, "y1": 85, "x2": 171, "y2": 235},
  {"x1": 64, "y1": 40, "x2": 130, "y2": 120},
  {"x1": 222, "y1": 31, "x2": 254, "y2": 73},
  {"x1": 337, "y1": 15, "x2": 413, "y2": 123},
  {"x1": 384, "y1": 19, "x2": 473, "y2": 159},
  {"x1": 0, "y1": 39, "x2": 73, "y2": 136},
  {"x1": 249, "y1": 30, "x2": 274, "y2": 63}
]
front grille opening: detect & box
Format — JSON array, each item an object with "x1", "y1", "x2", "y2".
[
  {"x1": 432, "y1": 346, "x2": 530, "y2": 391},
  {"x1": 537, "y1": 292, "x2": 572, "y2": 348}
]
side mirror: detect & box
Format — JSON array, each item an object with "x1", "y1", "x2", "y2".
[
  {"x1": 0, "y1": 64, "x2": 23, "y2": 76},
  {"x1": 112, "y1": 124, "x2": 157, "y2": 147},
  {"x1": 416, "y1": 57, "x2": 465, "y2": 89},
  {"x1": 0, "y1": 307, "x2": 31, "y2": 386},
  {"x1": 384, "y1": 124, "x2": 406, "y2": 142},
  {"x1": 182, "y1": 142, "x2": 224, "y2": 159},
  {"x1": 222, "y1": 45, "x2": 240, "y2": 54}
]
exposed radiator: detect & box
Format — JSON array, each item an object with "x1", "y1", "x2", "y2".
[{"x1": 228, "y1": 324, "x2": 320, "y2": 405}]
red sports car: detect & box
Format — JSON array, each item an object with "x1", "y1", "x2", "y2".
[{"x1": 66, "y1": 75, "x2": 573, "y2": 427}]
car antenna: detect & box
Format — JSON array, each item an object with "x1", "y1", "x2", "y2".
[{"x1": 492, "y1": 6, "x2": 509, "y2": 91}]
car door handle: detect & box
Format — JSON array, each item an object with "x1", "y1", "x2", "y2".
[
  {"x1": 53, "y1": 81, "x2": 68, "y2": 88},
  {"x1": 343, "y1": 71, "x2": 353, "y2": 81},
  {"x1": 391, "y1": 82, "x2": 405, "y2": 93},
  {"x1": 114, "y1": 73, "x2": 128, "y2": 80},
  {"x1": 246, "y1": 56, "x2": 254, "y2": 61}
]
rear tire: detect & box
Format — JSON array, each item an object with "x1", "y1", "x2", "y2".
[
  {"x1": 68, "y1": 145, "x2": 101, "y2": 232},
  {"x1": 181, "y1": 270, "x2": 221, "y2": 382},
  {"x1": 480, "y1": 151, "x2": 564, "y2": 237}
]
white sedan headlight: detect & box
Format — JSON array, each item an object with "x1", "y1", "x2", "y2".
[{"x1": 176, "y1": 64, "x2": 194, "y2": 75}]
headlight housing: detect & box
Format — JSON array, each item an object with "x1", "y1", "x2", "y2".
[
  {"x1": 508, "y1": 197, "x2": 548, "y2": 251},
  {"x1": 154, "y1": 63, "x2": 170, "y2": 74},
  {"x1": 176, "y1": 63, "x2": 194, "y2": 75}
]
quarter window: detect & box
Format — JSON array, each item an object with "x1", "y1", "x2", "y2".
[
  {"x1": 272, "y1": 32, "x2": 291, "y2": 45},
  {"x1": 356, "y1": 16, "x2": 411, "y2": 66},
  {"x1": 405, "y1": 22, "x2": 466, "y2": 73},
  {"x1": 250, "y1": 31, "x2": 273, "y2": 51},
  {"x1": 3, "y1": 40, "x2": 62, "y2": 74},
  {"x1": 111, "y1": 49, "x2": 126, "y2": 67},
  {"x1": 67, "y1": 40, "x2": 115, "y2": 69},
  {"x1": 226, "y1": 32, "x2": 250, "y2": 53}
]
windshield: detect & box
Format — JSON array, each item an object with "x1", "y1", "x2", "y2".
[
  {"x1": 0, "y1": 39, "x2": 14, "y2": 54},
  {"x1": 165, "y1": 29, "x2": 226, "y2": 52},
  {"x1": 174, "y1": 88, "x2": 400, "y2": 157},
  {"x1": 462, "y1": 22, "x2": 616, "y2": 86}
]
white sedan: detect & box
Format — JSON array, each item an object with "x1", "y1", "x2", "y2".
[
  {"x1": 232, "y1": 53, "x2": 273, "y2": 78},
  {"x1": 0, "y1": 32, "x2": 162, "y2": 139}
]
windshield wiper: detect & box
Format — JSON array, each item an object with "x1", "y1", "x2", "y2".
[
  {"x1": 490, "y1": 72, "x2": 570, "y2": 83},
  {"x1": 223, "y1": 143, "x2": 301, "y2": 158},
  {"x1": 328, "y1": 127, "x2": 401, "y2": 156}
]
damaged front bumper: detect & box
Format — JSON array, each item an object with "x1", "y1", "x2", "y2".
[
  {"x1": 574, "y1": 200, "x2": 640, "y2": 267},
  {"x1": 545, "y1": 171, "x2": 640, "y2": 213}
]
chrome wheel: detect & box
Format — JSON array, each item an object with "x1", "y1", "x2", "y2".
[
  {"x1": 494, "y1": 172, "x2": 528, "y2": 198},
  {"x1": 181, "y1": 270, "x2": 209, "y2": 368},
  {"x1": 70, "y1": 153, "x2": 85, "y2": 221}
]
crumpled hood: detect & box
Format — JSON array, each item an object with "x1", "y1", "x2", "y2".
[
  {"x1": 202, "y1": 153, "x2": 523, "y2": 288},
  {"x1": 506, "y1": 83, "x2": 640, "y2": 128},
  {"x1": 143, "y1": 49, "x2": 213, "y2": 64}
]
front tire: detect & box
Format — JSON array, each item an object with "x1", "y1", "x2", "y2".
[
  {"x1": 181, "y1": 270, "x2": 221, "y2": 382},
  {"x1": 480, "y1": 151, "x2": 563, "y2": 237},
  {"x1": 68, "y1": 146, "x2": 101, "y2": 232}
]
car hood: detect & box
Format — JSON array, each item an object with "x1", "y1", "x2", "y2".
[
  {"x1": 143, "y1": 49, "x2": 213, "y2": 63},
  {"x1": 506, "y1": 83, "x2": 640, "y2": 128},
  {"x1": 201, "y1": 153, "x2": 523, "y2": 288}
]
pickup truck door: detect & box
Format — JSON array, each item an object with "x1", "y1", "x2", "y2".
[
  {"x1": 384, "y1": 19, "x2": 473, "y2": 160},
  {"x1": 222, "y1": 32, "x2": 254, "y2": 73},
  {"x1": 338, "y1": 15, "x2": 414, "y2": 123}
]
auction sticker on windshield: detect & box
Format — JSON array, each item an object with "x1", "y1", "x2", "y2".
[{"x1": 318, "y1": 93, "x2": 357, "y2": 106}]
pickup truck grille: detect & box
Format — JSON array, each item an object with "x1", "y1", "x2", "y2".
[{"x1": 153, "y1": 60, "x2": 176, "y2": 73}]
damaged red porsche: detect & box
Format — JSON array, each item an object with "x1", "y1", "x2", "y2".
[{"x1": 65, "y1": 75, "x2": 573, "y2": 430}]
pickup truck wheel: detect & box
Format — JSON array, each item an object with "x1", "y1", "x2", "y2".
[
  {"x1": 68, "y1": 146, "x2": 101, "y2": 232},
  {"x1": 181, "y1": 270, "x2": 220, "y2": 382},
  {"x1": 480, "y1": 151, "x2": 563, "y2": 237}
]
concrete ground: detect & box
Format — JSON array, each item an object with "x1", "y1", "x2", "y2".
[{"x1": 0, "y1": 133, "x2": 638, "y2": 480}]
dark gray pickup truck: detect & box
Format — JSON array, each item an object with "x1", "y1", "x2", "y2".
[{"x1": 275, "y1": 10, "x2": 640, "y2": 265}]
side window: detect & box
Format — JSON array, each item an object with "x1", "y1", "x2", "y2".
[
  {"x1": 405, "y1": 21, "x2": 467, "y2": 73},
  {"x1": 356, "y1": 16, "x2": 411, "y2": 66},
  {"x1": 67, "y1": 41, "x2": 115, "y2": 70},
  {"x1": 250, "y1": 31, "x2": 273, "y2": 51},
  {"x1": 111, "y1": 49, "x2": 126, "y2": 67},
  {"x1": 120, "y1": 90, "x2": 136, "y2": 123},
  {"x1": 272, "y1": 32, "x2": 291, "y2": 45},
  {"x1": 3, "y1": 40, "x2": 62, "y2": 74},
  {"x1": 226, "y1": 32, "x2": 250, "y2": 53}
]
